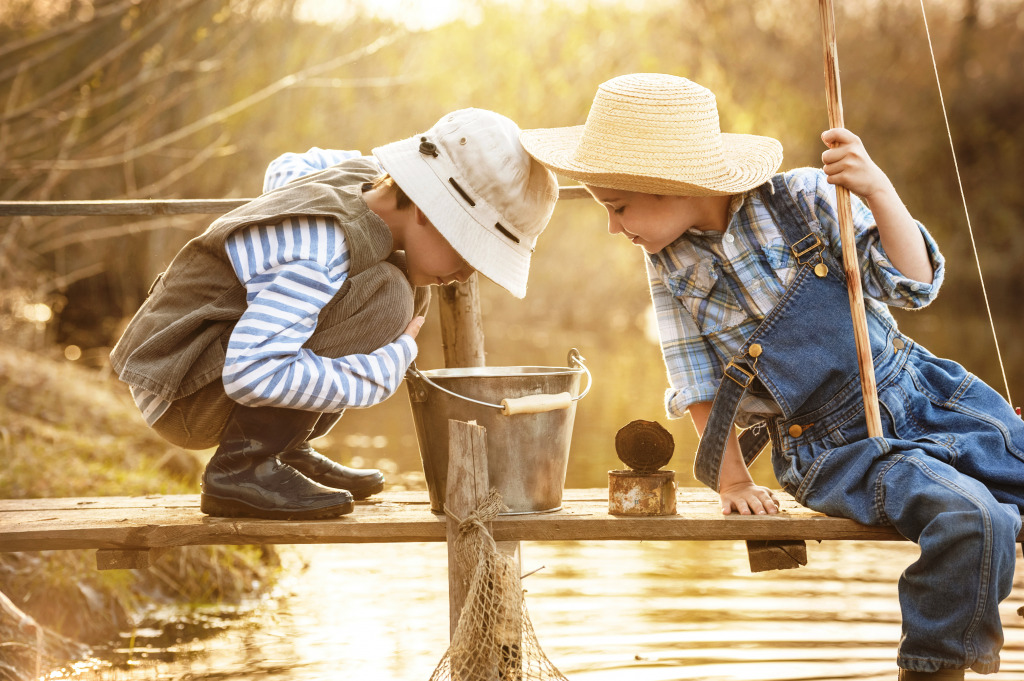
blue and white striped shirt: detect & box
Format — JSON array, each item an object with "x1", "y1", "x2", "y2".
[
  {"x1": 132, "y1": 148, "x2": 413, "y2": 426},
  {"x1": 648, "y1": 167, "x2": 945, "y2": 420},
  {"x1": 262, "y1": 147, "x2": 369, "y2": 193}
]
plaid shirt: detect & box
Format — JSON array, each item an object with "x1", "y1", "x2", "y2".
[{"x1": 647, "y1": 167, "x2": 945, "y2": 420}]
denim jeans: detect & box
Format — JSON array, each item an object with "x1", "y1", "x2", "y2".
[
  {"x1": 773, "y1": 341, "x2": 1024, "y2": 673},
  {"x1": 695, "y1": 175, "x2": 1024, "y2": 673}
]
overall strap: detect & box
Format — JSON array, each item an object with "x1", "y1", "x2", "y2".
[
  {"x1": 759, "y1": 177, "x2": 844, "y2": 277},
  {"x1": 692, "y1": 174, "x2": 831, "y2": 490},
  {"x1": 692, "y1": 355, "x2": 766, "y2": 489}
]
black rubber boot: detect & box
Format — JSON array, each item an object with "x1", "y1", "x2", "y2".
[
  {"x1": 200, "y1": 405, "x2": 354, "y2": 520},
  {"x1": 278, "y1": 444, "x2": 385, "y2": 499},
  {"x1": 898, "y1": 669, "x2": 965, "y2": 680},
  {"x1": 277, "y1": 412, "x2": 385, "y2": 500}
]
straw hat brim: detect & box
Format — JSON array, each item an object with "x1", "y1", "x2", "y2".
[{"x1": 520, "y1": 125, "x2": 783, "y2": 197}]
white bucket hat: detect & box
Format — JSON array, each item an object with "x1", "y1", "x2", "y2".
[
  {"x1": 373, "y1": 108, "x2": 558, "y2": 299},
  {"x1": 519, "y1": 73, "x2": 783, "y2": 197}
]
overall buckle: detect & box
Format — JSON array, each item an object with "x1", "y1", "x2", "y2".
[
  {"x1": 791, "y1": 233, "x2": 822, "y2": 264},
  {"x1": 724, "y1": 361, "x2": 756, "y2": 388}
]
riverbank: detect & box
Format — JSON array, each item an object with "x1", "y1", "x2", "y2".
[{"x1": 0, "y1": 343, "x2": 279, "y2": 679}]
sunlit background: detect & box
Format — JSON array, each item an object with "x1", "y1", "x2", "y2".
[
  {"x1": 2, "y1": 0, "x2": 1023, "y2": 679},
  {"x1": 2, "y1": 0, "x2": 1023, "y2": 487}
]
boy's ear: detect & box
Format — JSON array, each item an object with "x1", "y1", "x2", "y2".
[{"x1": 414, "y1": 205, "x2": 429, "y2": 226}]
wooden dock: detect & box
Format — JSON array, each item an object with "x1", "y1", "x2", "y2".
[{"x1": 0, "y1": 487, "x2": 914, "y2": 570}]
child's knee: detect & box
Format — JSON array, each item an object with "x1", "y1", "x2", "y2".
[
  {"x1": 882, "y1": 457, "x2": 1018, "y2": 543},
  {"x1": 152, "y1": 383, "x2": 233, "y2": 449},
  {"x1": 990, "y1": 501, "x2": 1023, "y2": 544}
]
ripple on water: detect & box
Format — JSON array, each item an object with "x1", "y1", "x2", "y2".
[{"x1": 60, "y1": 540, "x2": 1024, "y2": 681}]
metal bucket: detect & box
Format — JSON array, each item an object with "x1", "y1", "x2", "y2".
[{"x1": 406, "y1": 349, "x2": 591, "y2": 515}]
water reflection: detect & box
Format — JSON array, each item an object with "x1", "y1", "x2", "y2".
[{"x1": 67, "y1": 540, "x2": 1024, "y2": 681}]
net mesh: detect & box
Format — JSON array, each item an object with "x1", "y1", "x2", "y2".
[{"x1": 429, "y1": 489, "x2": 569, "y2": 681}]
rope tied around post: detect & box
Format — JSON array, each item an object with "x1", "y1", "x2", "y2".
[{"x1": 444, "y1": 488, "x2": 507, "y2": 570}]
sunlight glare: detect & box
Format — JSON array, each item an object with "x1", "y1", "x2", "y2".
[{"x1": 296, "y1": 0, "x2": 474, "y2": 31}]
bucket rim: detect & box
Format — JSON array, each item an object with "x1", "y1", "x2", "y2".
[{"x1": 415, "y1": 365, "x2": 585, "y2": 379}]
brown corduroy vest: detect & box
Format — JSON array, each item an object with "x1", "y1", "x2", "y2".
[{"x1": 110, "y1": 157, "x2": 412, "y2": 402}]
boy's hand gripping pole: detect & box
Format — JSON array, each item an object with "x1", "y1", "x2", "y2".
[{"x1": 818, "y1": 0, "x2": 884, "y2": 439}]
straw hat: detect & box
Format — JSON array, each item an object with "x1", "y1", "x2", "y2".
[
  {"x1": 374, "y1": 108, "x2": 558, "y2": 299},
  {"x1": 519, "y1": 73, "x2": 783, "y2": 197}
]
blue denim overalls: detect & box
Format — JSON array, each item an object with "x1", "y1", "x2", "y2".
[{"x1": 694, "y1": 175, "x2": 1024, "y2": 673}]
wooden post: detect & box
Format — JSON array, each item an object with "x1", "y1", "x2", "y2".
[
  {"x1": 438, "y1": 275, "x2": 486, "y2": 368},
  {"x1": 818, "y1": 0, "x2": 884, "y2": 438},
  {"x1": 446, "y1": 419, "x2": 491, "y2": 639},
  {"x1": 445, "y1": 419, "x2": 523, "y2": 681},
  {"x1": 439, "y1": 273, "x2": 523, "y2": 643},
  {"x1": 438, "y1": 274, "x2": 489, "y2": 625}
]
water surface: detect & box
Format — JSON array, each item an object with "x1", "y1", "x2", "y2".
[{"x1": 67, "y1": 540, "x2": 1024, "y2": 681}]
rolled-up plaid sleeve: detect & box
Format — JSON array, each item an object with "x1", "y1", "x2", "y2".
[
  {"x1": 789, "y1": 169, "x2": 945, "y2": 310},
  {"x1": 647, "y1": 258, "x2": 721, "y2": 419}
]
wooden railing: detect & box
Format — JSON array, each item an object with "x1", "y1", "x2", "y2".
[{"x1": 0, "y1": 186, "x2": 591, "y2": 217}]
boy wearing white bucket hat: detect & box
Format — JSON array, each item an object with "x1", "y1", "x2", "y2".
[
  {"x1": 522, "y1": 73, "x2": 1024, "y2": 679},
  {"x1": 111, "y1": 108, "x2": 558, "y2": 521}
]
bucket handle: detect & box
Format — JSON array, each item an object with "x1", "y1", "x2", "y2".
[{"x1": 407, "y1": 348, "x2": 592, "y2": 416}]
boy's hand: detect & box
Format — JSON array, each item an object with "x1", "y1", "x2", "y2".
[
  {"x1": 719, "y1": 481, "x2": 780, "y2": 516},
  {"x1": 822, "y1": 127, "x2": 934, "y2": 283},
  {"x1": 403, "y1": 316, "x2": 425, "y2": 339},
  {"x1": 821, "y1": 128, "x2": 894, "y2": 200}
]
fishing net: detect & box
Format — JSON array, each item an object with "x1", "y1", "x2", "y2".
[{"x1": 429, "y1": 489, "x2": 569, "y2": 681}]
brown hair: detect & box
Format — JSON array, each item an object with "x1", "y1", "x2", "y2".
[{"x1": 372, "y1": 173, "x2": 412, "y2": 210}]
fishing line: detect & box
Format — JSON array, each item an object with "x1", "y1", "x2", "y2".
[{"x1": 918, "y1": 0, "x2": 1013, "y2": 407}]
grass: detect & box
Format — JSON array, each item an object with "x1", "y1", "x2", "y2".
[
  {"x1": 0, "y1": 343, "x2": 200, "y2": 499},
  {"x1": 0, "y1": 342, "x2": 279, "y2": 678}
]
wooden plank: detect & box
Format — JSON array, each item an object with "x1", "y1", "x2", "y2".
[
  {"x1": 0, "y1": 187, "x2": 591, "y2": 218},
  {"x1": 0, "y1": 199, "x2": 250, "y2": 216},
  {"x1": 0, "y1": 489, "x2": 928, "y2": 553}
]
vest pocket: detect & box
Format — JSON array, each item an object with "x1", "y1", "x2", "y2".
[{"x1": 665, "y1": 258, "x2": 746, "y2": 334}]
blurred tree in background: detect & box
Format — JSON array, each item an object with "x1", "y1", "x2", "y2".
[{"x1": 1, "y1": 0, "x2": 1021, "y2": 488}]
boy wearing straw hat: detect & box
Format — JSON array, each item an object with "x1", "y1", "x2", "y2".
[
  {"x1": 521, "y1": 73, "x2": 1024, "y2": 680},
  {"x1": 111, "y1": 108, "x2": 558, "y2": 521}
]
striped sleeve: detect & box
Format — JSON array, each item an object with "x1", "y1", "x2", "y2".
[
  {"x1": 262, "y1": 147, "x2": 364, "y2": 192},
  {"x1": 130, "y1": 385, "x2": 170, "y2": 426},
  {"x1": 222, "y1": 215, "x2": 417, "y2": 411}
]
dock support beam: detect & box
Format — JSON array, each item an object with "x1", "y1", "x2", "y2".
[{"x1": 746, "y1": 539, "x2": 808, "y2": 573}]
